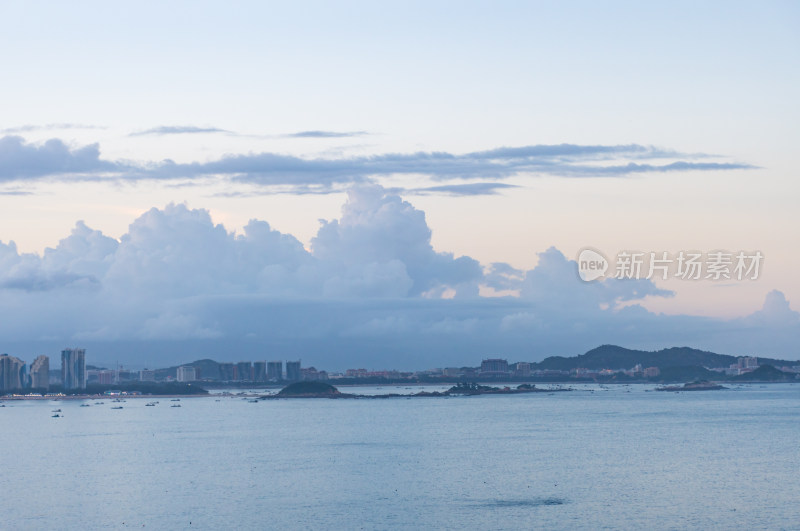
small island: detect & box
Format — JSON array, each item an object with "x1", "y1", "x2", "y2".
[
  {"x1": 276, "y1": 381, "x2": 344, "y2": 397},
  {"x1": 656, "y1": 380, "x2": 727, "y2": 392},
  {"x1": 263, "y1": 381, "x2": 570, "y2": 399}
]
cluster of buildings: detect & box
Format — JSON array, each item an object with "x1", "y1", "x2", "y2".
[
  {"x1": 0, "y1": 349, "x2": 86, "y2": 392},
  {"x1": 175, "y1": 360, "x2": 305, "y2": 383},
  {"x1": 714, "y1": 356, "x2": 759, "y2": 376},
  {"x1": 422, "y1": 359, "x2": 546, "y2": 379},
  {"x1": 571, "y1": 364, "x2": 661, "y2": 379},
  {"x1": 4, "y1": 350, "x2": 798, "y2": 394}
]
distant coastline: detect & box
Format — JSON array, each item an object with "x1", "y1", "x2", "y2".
[{"x1": 2, "y1": 344, "x2": 798, "y2": 400}]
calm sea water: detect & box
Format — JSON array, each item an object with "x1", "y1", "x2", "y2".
[{"x1": 1, "y1": 383, "x2": 798, "y2": 530}]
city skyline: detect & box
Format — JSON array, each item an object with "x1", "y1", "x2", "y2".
[{"x1": 2, "y1": 343, "x2": 797, "y2": 388}]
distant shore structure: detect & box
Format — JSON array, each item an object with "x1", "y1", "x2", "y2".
[
  {"x1": 286, "y1": 360, "x2": 301, "y2": 381},
  {"x1": 176, "y1": 366, "x2": 196, "y2": 382},
  {"x1": 61, "y1": 348, "x2": 86, "y2": 390},
  {"x1": 30, "y1": 355, "x2": 49, "y2": 390},
  {"x1": 0, "y1": 354, "x2": 27, "y2": 391},
  {"x1": 267, "y1": 361, "x2": 283, "y2": 381}
]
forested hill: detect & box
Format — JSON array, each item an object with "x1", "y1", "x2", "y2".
[{"x1": 533, "y1": 345, "x2": 791, "y2": 371}]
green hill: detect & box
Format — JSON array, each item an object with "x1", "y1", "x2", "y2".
[
  {"x1": 278, "y1": 381, "x2": 340, "y2": 396},
  {"x1": 533, "y1": 345, "x2": 790, "y2": 371},
  {"x1": 733, "y1": 365, "x2": 796, "y2": 382}
]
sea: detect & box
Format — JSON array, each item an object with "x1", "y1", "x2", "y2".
[{"x1": 1, "y1": 383, "x2": 798, "y2": 530}]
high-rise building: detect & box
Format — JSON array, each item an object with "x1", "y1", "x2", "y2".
[
  {"x1": 177, "y1": 366, "x2": 196, "y2": 382},
  {"x1": 236, "y1": 361, "x2": 253, "y2": 381},
  {"x1": 738, "y1": 356, "x2": 758, "y2": 369},
  {"x1": 285, "y1": 360, "x2": 301, "y2": 381},
  {"x1": 253, "y1": 361, "x2": 267, "y2": 382},
  {"x1": 30, "y1": 355, "x2": 50, "y2": 390},
  {"x1": 0, "y1": 354, "x2": 26, "y2": 391},
  {"x1": 139, "y1": 369, "x2": 156, "y2": 382},
  {"x1": 267, "y1": 361, "x2": 283, "y2": 381},
  {"x1": 219, "y1": 362, "x2": 235, "y2": 381},
  {"x1": 61, "y1": 348, "x2": 86, "y2": 390},
  {"x1": 643, "y1": 367, "x2": 661, "y2": 378},
  {"x1": 515, "y1": 362, "x2": 531, "y2": 377},
  {"x1": 480, "y1": 358, "x2": 509, "y2": 375}
]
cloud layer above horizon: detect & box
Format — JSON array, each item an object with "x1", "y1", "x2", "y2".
[
  {"x1": 0, "y1": 186, "x2": 796, "y2": 369},
  {"x1": 0, "y1": 135, "x2": 754, "y2": 195}
]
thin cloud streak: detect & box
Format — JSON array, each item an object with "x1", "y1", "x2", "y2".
[
  {"x1": 0, "y1": 124, "x2": 106, "y2": 134},
  {"x1": 405, "y1": 183, "x2": 520, "y2": 196},
  {"x1": 129, "y1": 126, "x2": 232, "y2": 136},
  {"x1": 285, "y1": 130, "x2": 369, "y2": 138},
  {"x1": 0, "y1": 136, "x2": 755, "y2": 194}
]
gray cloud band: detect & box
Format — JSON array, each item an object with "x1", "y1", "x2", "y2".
[{"x1": 0, "y1": 136, "x2": 754, "y2": 194}]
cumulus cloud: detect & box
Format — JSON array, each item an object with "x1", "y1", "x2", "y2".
[
  {"x1": 311, "y1": 186, "x2": 483, "y2": 296},
  {"x1": 520, "y1": 247, "x2": 674, "y2": 313},
  {"x1": 0, "y1": 186, "x2": 795, "y2": 368},
  {"x1": 0, "y1": 136, "x2": 753, "y2": 194},
  {"x1": 741, "y1": 289, "x2": 800, "y2": 327}
]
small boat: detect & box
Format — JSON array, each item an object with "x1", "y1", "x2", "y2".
[
  {"x1": 111, "y1": 406, "x2": 123, "y2": 409},
  {"x1": 51, "y1": 414, "x2": 61, "y2": 418},
  {"x1": 171, "y1": 398, "x2": 181, "y2": 402},
  {"x1": 80, "y1": 404, "x2": 90, "y2": 407},
  {"x1": 51, "y1": 409, "x2": 61, "y2": 413},
  {"x1": 171, "y1": 404, "x2": 181, "y2": 408},
  {"x1": 145, "y1": 402, "x2": 157, "y2": 406}
]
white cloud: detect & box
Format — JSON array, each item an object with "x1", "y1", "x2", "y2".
[
  {"x1": 0, "y1": 185, "x2": 796, "y2": 368},
  {"x1": 312, "y1": 185, "x2": 483, "y2": 296}
]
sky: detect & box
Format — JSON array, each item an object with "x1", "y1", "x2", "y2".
[{"x1": 0, "y1": 1, "x2": 798, "y2": 369}]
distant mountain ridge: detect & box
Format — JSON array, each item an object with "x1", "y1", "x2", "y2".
[
  {"x1": 532, "y1": 345, "x2": 792, "y2": 371},
  {"x1": 157, "y1": 346, "x2": 793, "y2": 378}
]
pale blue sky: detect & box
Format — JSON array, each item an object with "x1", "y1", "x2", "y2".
[{"x1": 0, "y1": 1, "x2": 797, "y2": 365}]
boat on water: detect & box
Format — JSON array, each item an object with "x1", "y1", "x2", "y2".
[
  {"x1": 171, "y1": 398, "x2": 181, "y2": 401},
  {"x1": 80, "y1": 404, "x2": 90, "y2": 407},
  {"x1": 145, "y1": 402, "x2": 158, "y2": 406},
  {"x1": 111, "y1": 406, "x2": 123, "y2": 409},
  {"x1": 51, "y1": 409, "x2": 61, "y2": 413},
  {"x1": 51, "y1": 414, "x2": 61, "y2": 418},
  {"x1": 171, "y1": 404, "x2": 181, "y2": 408}
]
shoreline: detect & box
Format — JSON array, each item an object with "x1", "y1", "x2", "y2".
[
  {"x1": 0, "y1": 394, "x2": 219, "y2": 401},
  {"x1": 1, "y1": 380, "x2": 794, "y2": 401}
]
